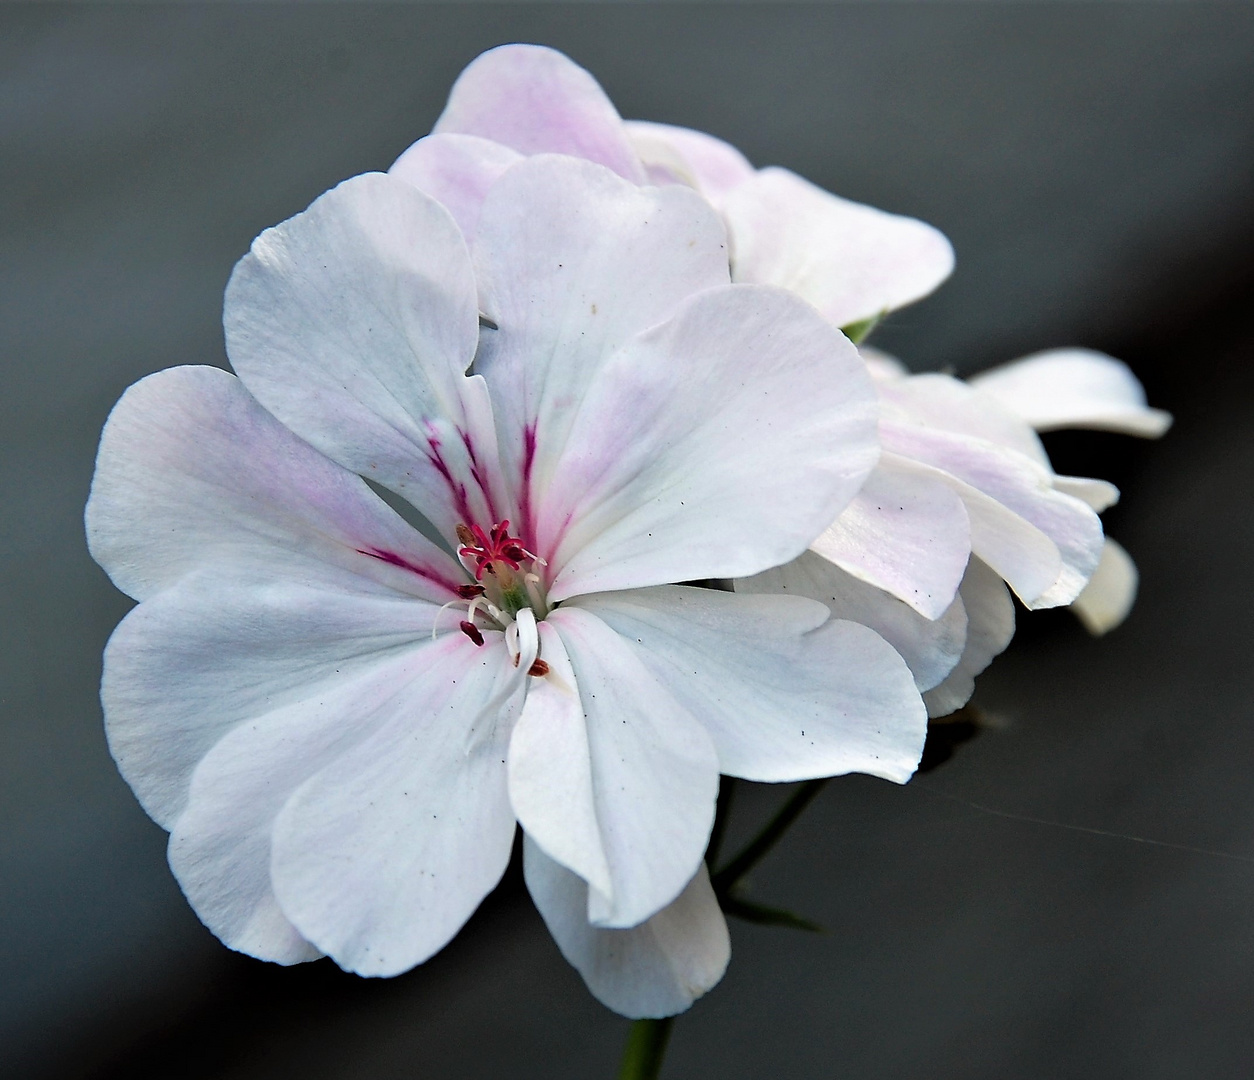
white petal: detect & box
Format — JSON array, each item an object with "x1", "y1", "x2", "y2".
[
  {"x1": 508, "y1": 622, "x2": 613, "y2": 902},
  {"x1": 472, "y1": 154, "x2": 731, "y2": 529},
  {"x1": 882, "y1": 424, "x2": 1103, "y2": 609},
  {"x1": 1054, "y1": 475, "x2": 1120, "y2": 512},
  {"x1": 923, "y1": 558, "x2": 1015, "y2": 718},
  {"x1": 270, "y1": 634, "x2": 523, "y2": 976},
  {"x1": 224, "y1": 172, "x2": 509, "y2": 541},
  {"x1": 102, "y1": 569, "x2": 444, "y2": 830},
  {"x1": 811, "y1": 454, "x2": 971, "y2": 619},
  {"x1": 879, "y1": 372, "x2": 1049, "y2": 466},
  {"x1": 574, "y1": 586, "x2": 926, "y2": 785},
  {"x1": 740, "y1": 551, "x2": 967, "y2": 694},
  {"x1": 524, "y1": 838, "x2": 729, "y2": 1019},
  {"x1": 623, "y1": 120, "x2": 755, "y2": 198},
  {"x1": 389, "y1": 132, "x2": 522, "y2": 243},
  {"x1": 542, "y1": 606, "x2": 720, "y2": 929},
  {"x1": 434, "y1": 44, "x2": 645, "y2": 182},
  {"x1": 85, "y1": 366, "x2": 465, "y2": 604},
  {"x1": 859, "y1": 346, "x2": 909, "y2": 382},
  {"x1": 539, "y1": 285, "x2": 878, "y2": 601},
  {"x1": 969, "y1": 349, "x2": 1172, "y2": 437},
  {"x1": 721, "y1": 167, "x2": 955, "y2": 328},
  {"x1": 169, "y1": 641, "x2": 456, "y2": 966},
  {"x1": 1072, "y1": 537, "x2": 1139, "y2": 636}
]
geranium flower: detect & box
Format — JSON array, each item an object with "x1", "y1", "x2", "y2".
[
  {"x1": 86, "y1": 154, "x2": 928, "y2": 1017},
  {"x1": 390, "y1": 44, "x2": 1167, "y2": 720},
  {"x1": 385, "y1": 45, "x2": 1088, "y2": 667}
]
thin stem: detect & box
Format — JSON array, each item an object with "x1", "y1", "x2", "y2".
[
  {"x1": 618, "y1": 1018, "x2": 675, "y2": 1080},
  {"x1": 712, "y1": 778, "x2": 828, "y2": 897}
]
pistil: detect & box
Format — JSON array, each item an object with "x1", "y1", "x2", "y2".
[{"x1": 455, "y1": 520, "x2": 548, "y2": 617}]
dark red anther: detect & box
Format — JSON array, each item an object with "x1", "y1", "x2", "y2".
[
  {"x1": 456, "y1": 583, "x2": 485, "y2": 599},
  {"x1": 527, "y1": 659, "x2": 550, "y2": 677},
  {"x1": 459, "y1": 620, "x2": 485, "y2": 647}
]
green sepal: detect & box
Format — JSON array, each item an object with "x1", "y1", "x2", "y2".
[{"x1": 841, "y1": 312, "x2": 884, "y2": 346}]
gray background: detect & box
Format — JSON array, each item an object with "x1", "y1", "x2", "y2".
[{"x1": 3, "y1": 4, "x2": 1254, "y2": 1077}]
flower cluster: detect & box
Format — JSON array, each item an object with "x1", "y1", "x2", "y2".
[{"x1": 86, "y1": 45, "x2": 1168, "y2": 1020}]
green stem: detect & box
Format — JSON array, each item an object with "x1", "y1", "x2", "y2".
[
  {"x1": 614, "y1": 778, "x2": 828, "y2": 1079},
  {"x1": 618, "y1": 1018, "x2": 675, "y2": 1080},
  {"x1": 712, "y1": 778, "x2": 828, "y2": 897}
]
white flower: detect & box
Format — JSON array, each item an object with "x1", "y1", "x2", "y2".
[
  {"x1": 393, "y1": 44, "x2": 1168, "y2": 720},
  {"x1": 752, "y1": 347, "x2": 1170, "y2": 719},
  {"x1": 970, "y1": 348, "x2": 1171, "y2": 635},
  {"x1": 86, "y1": 154, "x2": 928, "y2": 1017},
  {"x1": 391, "y1": 43, "x2": 955, "y2": 335}
]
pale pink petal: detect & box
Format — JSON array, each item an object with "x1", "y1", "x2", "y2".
[
  {"x1": 85, "y1": 366, "x2": 464, "y2": 605},
  {"x1": 811, "y1": 454, "x2": 971, "y2": 620},
  {"x1": 969, "y1": 349, "x2": 1172, "y2": 437},
  {"x1": 270, "y1": 634, "x2": 523, "y2": 976},
  {"x1": 739, "y1": 551, "x2": 967, "y2": 694},
  {"x1": 540, "y1": 606, "x2": 720, "y2": 929},
  {"x1": 859, "y1": 346, "x2": 910, "y2": 382},
  {"x1": 623, "y1": 120, "x2": 755, "y2": 198},
  {"x1": 102, "y1": 568, "x2": 445, "y2": 830},
  {"x1": 882, "y1": 424, "x2": 1103, "y2": 609},
  {"x1": 508, "y1": 622, "x2": 613, "y2": 902},
  {"x1": 1054, "y1": 475, "x2": 1120, "y2": 512},
  {"x1": 169, "y1": 637, "x2": 459, "y2": 965},
  {"x1": 923, "y1": 558, "x2": 1015, "y2": 718},
  {"x1": 524, "y1": 838, "x2": 729, "y2": 1019},
  {"x1": 879, "y1": 373, "x2": 1048, "y2": 466},
  {"x1": 224, "y1": 172, "x2": 509, "y2": 542},
  {"x1": 538, "y1": 285, "x2": 878, "y2": 601},
  {"x1": 389, "y1": 132, "x2": 522, "y2": 243},
  {"x1": 434, "y1": 44, "x2": 645, "y2": 182},
  {"x1": 721, "y1": 167, "x2": 955, "y2": 328},
  {"x1": 574, "y1": 586, "x2": 926, "y2": 784},
  {"x1": 1072, "y1": 537, "x2": 1139, "y2": 636},
  {"x1": 472, "y1": 154, "x2": 730, "y2": 529}
]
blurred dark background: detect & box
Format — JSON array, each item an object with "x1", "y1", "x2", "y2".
[{"x1": 3, "y1": 4, "x2": 1253, "y2": 1077}]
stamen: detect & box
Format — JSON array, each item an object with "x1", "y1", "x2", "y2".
[
  {"x1": 431, "y1": 599, "x2": 463, "y2": 641},
  {"x1": 513, "y1": 607, "x2": 540, "y2": 676}
]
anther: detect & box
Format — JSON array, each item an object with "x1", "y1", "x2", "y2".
[
  {"x1": 527, "y1": 659, "x2": 550, "y2": 677},
  {"x1": 459, "y1": 620, "x2": 485, "y2": 647},
  {"x1": 456, "y1": 583, "x2": 485, "y2": 599},
  {"x1": 456, "y1": 524, "x2": 476, "y2": 547}
]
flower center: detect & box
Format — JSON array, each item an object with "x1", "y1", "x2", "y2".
[
  {"x1": 455, "y1": 520, "x2": 547, "y2": 617},
  {"x1": 441, "y1": 521, "x2": 550, "y2": 677}
]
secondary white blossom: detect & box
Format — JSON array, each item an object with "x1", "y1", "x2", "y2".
[
  {"x1": 391, "y1": 43, "x2": 954, "y2": 335},
  {"x1": 753, "y1": 346, "x2": 1170, "y2": 718},
  {"x1": 87, "y1": 153, "x2": 928, "y2": 1017},
  {"x1": 970, "y1": 348, "x2": 1171, "y2": 635}
]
